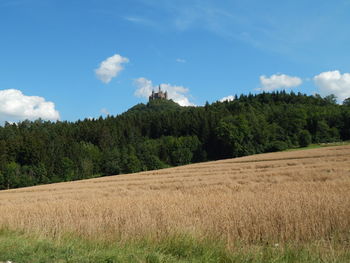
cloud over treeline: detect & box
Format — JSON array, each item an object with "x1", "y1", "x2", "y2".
[
  {"x1": 314, "y1": 70, "x2": 350, "y2": 103},
  {"x1": 220, "y1": 95, "x2": 235, "y2": 102},
  {"x1": 259, "y1": 74, "x2": 302, "y2": 91},
  {"x1": 0, "y1": 89, "x2": 60, "y2": 124}
]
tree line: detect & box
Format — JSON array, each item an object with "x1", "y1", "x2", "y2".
[{"x1": 0, "y1": 91, "x2": 349, "y2": 189}]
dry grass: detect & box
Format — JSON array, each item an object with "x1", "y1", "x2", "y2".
[{"x1": 0, "y1": 145, "x2": 349, "y2": 246}]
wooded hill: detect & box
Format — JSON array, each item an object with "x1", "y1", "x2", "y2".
[{"x1": 0, "y1": 91, "x2": 349, "y2": 190}]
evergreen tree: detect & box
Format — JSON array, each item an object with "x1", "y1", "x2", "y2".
[{"x1": 0, "y1": 92, "x2": 349, "y2": 190}]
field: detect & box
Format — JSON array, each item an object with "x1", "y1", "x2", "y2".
[{"x1": 0, "y1": 145, "x2": 350, "y2": 262}]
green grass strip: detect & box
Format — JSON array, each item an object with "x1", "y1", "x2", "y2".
[{"x1": 0, "y1": 230, "x2": 349, "y2": 263}]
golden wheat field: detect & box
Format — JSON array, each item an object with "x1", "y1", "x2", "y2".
[{"x1": 0, "y1": 145, "x2": 349, "y2": 246}]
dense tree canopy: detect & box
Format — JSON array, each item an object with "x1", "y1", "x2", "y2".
[{"x1": 0, "y1": 91, "x2": 349, "y2": 190}]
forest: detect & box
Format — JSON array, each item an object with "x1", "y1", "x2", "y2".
[{"x1": 0, "y1": 91, "x2": 349, "y2": 190}]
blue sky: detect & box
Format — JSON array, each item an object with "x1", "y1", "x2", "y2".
[{"x1": 1, "y1": 0, "x2": 350, "y2": 123}]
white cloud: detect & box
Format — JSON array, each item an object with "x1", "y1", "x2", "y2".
[
  {"x1": 123, "y1": 16, "x2": 157, "y2": 28},
  {"x1": 0, "y1": 89, "x2": 60, "y2": 124},
  {"x1": 314, "y1": 70, "x2": 350, "y2": 102},
  {"x1": 100, "y1": 108, "x2": 110, "y2": 115},
  {"x1": 176, "y1": 58, "x2": 186, "y2": 63},
  {"x1": 124, "y1": 16, "x2": 146, "y2": 23},
  {"x1": 134, "y1": 77, "x2": 153, "y2": 98},
  {"x1": 220, "y1": 95, "x2": 235, "y2": 102},
  {"x1": 95, "y1": 53, "x2": 129, "y2": 84},
  {"x1": 134, "y1": 77, "x2": 195, "y2": 106},
  {"x1": 258, "y1": 74, "x2": 302, "y2": 91}
]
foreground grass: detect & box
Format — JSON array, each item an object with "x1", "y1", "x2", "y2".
[
  {"x1": 1, "y1": 146, "x2": 350, "y2": 262},
  {"x1": 0, "y1": 230, "x2": 349, "y2": 263}
]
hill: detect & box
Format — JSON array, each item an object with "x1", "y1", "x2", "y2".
[
  {"x1": 0, "y1": 145, "x2": 349, "y2": 262},
  {"x1": 0, "y1": 91, "x2": 350, "y2": 190},
  {"x1": 125, "y1": 98, "x2": 182, "y2": 114}
]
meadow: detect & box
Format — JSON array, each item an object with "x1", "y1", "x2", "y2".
[{"x1": 0, "y1": 145, "x2": 349, "y2": 262}]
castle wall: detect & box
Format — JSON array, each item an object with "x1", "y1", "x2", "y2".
[{"x1": 149, "y1": 88, "x2": 168, "y2": 101}]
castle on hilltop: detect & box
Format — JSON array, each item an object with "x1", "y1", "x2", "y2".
[{"x1": 149, "y1": 85, "x2": 168, "y2": 101}]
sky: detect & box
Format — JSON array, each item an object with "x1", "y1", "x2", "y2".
[{"x1": 1, "y1": 0, "x2": 350, "y2": 124}]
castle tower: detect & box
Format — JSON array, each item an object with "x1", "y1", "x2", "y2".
[{"x1": 149, "y1": 85, "x2": 168, "y2": 101}]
